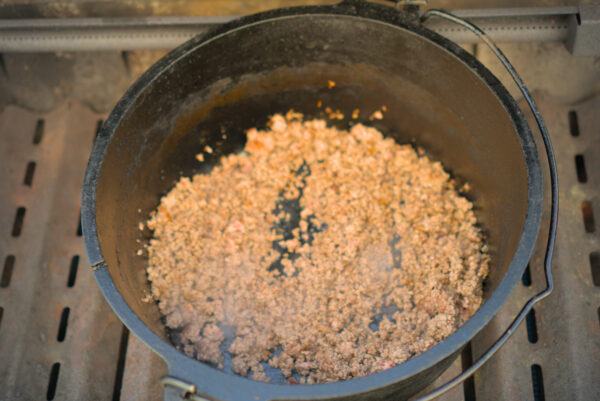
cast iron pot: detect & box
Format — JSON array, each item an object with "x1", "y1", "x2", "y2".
[{"x1": 82, "y1": 1, "x2": 543, "y2": 400}]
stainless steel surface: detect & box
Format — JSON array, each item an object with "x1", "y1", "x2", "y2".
[
  {"x1": 1, "y1": 6, "x2": 598, "y2": 52},
  {"x1": 119, "y1": 334, "x2": 167, "y2": 401},
  {"x1": 426, "y1": 8, "x2": 573, "y2": 44},
  {"x1": 0, "y1": 103, "x2": 123, "y2": 401},
  {"x1": 451, "y1": 6, "x2": 578, "y2": 16},
  {"x1": 0, "y1": 16, "x2": 223, "y2": 52},
  {"x1": 567, "y1": 4, "x2": 600, "y2": 55}
]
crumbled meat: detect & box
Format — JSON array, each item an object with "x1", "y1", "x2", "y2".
[
  {"x1": 370, "y1": 110, "x2": 384, "y2": 120},
  {"x1": 145, "y1": 112, "x2": 489, "y2": 384}
]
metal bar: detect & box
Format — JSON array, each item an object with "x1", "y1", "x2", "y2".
[
  {"x1": 0, "y1": 15, "x2": 238, "y2": 52},
  {"x1": 0, "y1": 15, "x2": 239, "y2": 29},
  {"x1": 425, "y1": 14, "x2": 571, "y2": 44},
  {"x1": 451, "y1": 6, "x2": 578, "y2": 18},
  {"x1": 0, "y1": 27, "x2": 205, "y2": 52},
  {"x1": 0, "y1": 6, "x2": 585, "y2": 52}
]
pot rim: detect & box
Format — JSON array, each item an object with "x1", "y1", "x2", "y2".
[{"x1": 82, "y1": 2, "x2": 543, "y2": 399}]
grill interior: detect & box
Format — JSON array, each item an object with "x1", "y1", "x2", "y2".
[{"x1": 0, "y1": 37, "x2": 599, "y2": 401}]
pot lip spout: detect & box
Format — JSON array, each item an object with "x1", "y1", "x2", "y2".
[{"x1": 82, "y1": 2, "x2": 543, "y2": 399}]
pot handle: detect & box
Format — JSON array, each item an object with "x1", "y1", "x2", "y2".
[{"x1": 410, "y1": 9, "x2": 559, "y2": 401}]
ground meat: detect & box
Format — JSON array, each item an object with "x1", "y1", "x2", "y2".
[{"x1": 144, "y1": 111, "x2": 489, "y2": 384}]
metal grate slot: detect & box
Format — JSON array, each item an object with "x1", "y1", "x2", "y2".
[
  {"x1": 0, "y1": 54, "x2": 6, "y2": 76},
  {"x1": 112, "y1": 326, "x2": 130, "y2": 401},
  {"x1": 575, "y1": 154, "x2": 587, "y2": 183},
  {"x1": 76, "y1": 211, "x2": 82, "y2": 237},
  {"x1": 67, "y1": 255, "x2": 79, "y2": 287},
  {"x1": 531, "y1": 364, "x2": 545, "y2": 401},
  {"x1": 57, "y1": 307, "x2": 70, "y2": 342},
  {"x1": 568, "y1": 110, "x2": 580, "y2": 137},
  {"x1": 33, "y1": 118, "x2": 45, "y2": 145},
  {"x1": 460, "y1": 342, "x2": 476, "y2": 401},
  {"x1": 23, "y1": 161, "x2": 36, "y2": 187},
  {"x1": 1, "y1": 255, "x2": 15, "y2": 288},
  {"x1": 582, "y1": 201, "x2": 596, "y2": 233},
  {"x1": 95, "y1": 119, "x2": 104, "y2": 140},
  {"x1": 591, "y1": 252, "x2": 600, "y2": 286},
  {"x1": 526, "y1": 309, "x2": 538, "y2": 344},
  {"x1": 11, "y1": 207, "x2": 26, "y2": 237},
  {"x1": 521, "y1": 264, "x2": 532, "y2": 287},
  {"x1": 0, "y1": 306, "x2": 3, "y2": 330},
  {"x1": 46, "y1": 362, "x2": 60, "y2": 401}
]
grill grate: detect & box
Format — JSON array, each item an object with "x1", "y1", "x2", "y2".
[
  {"x1": 0, "y1": 103, "x2": 123, "y2": 401},
  {"x1": 459, "y1": 96, "x2": 600, "y2": 401},
  {"x1": 0, "y1": 96, "x2": 598, "y2": 401}
]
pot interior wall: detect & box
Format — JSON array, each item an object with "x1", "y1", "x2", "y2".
[{"x1": 95, "y1": 15, "x2": 529, "y2": 343}]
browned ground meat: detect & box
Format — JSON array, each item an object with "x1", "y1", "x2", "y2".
[{"x1": 143, "y1": 111, "x2": 489, "y2": 384}]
